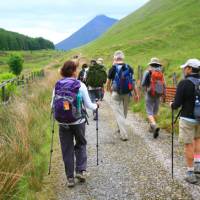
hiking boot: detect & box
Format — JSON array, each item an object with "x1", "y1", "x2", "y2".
[
  {"x1": 67, "y1": 177, "x2": 75, "y2": 187},
  {"x1": 93, "y1": 115, "x2": 97, "y2": 121},
  {"x1": 151, "y1": 124, "x2": 160, "y2": 139},
  {"x1": 120, "y1": 136, "x2": 128, "y2": 141},
  {"x1": 194, "y1": 162, "x2": 200, "y2": 178},
  {"x1": 149, "y1": 125, "x2": 154, "y2": 133},
  {"x1": 184, "y1": 171, "x2": 198, "y2": 184},
  {"x1": 76, "y1": 171, "x2": 87, "y2": 182}
]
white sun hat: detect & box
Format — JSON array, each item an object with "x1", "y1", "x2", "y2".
[
  {"x1": 148, "y1": 57, "x2": 161, "y2": 66},
  {"x1": 180, "y1": 58, "x2": 200, "y2": 69}
]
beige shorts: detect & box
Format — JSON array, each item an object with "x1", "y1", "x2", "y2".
[{"x1": 179, "y1": 118, "x2": 200, "y2": 144}]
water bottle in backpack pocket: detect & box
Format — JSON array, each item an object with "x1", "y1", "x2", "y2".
[
  {"x1": 112, "y1": 64, "x2": 134, "y2": 95},
  {"x1": 187, "y1": 77, "x2": 200, "y2": 122}
]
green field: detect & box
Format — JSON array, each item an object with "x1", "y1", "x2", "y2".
[{"x1": 0, "y1": 50, "x2": 64, "y2": 75}]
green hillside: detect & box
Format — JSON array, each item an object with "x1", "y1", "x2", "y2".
[
  {"x1": 0, "y1": 28, "x2": 55, "y2": 51},
  {"x1": 76, "y1": 0, "x2": 200, "y2": 83},
  {"x1": 65, "y1": 0, "x2": 200, "y2": 130}
]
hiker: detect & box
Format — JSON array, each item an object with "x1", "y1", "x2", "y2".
[
  {"x1": 170, "y1": 59, "x2": 200, "y2": 184},
  {"x1": 78, "y1": 63, "x2": 89, "y2": 85},
  {"x1": 96, "y1": 58, "x2": 105, "y2": 100},
  {"x1": 87, "y1": 59, "x2": 107, "y2": 120},
  {"x1": 51, "y1": 60, "x2": 99, "y2": 187},
  {"x1": 142, "y1": 58, "x2": 166, "y2": 138},
  {"x1": 107, "y1": 50, "x2": 139, "y2": 141}
]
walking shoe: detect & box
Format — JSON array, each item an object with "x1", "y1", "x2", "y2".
[
  {"x1": 120, "y1": 136, "x2": 128, "y2": 141},
  {"x1": 184, "y1": 171, "x2": 198, "y2": 184},
  {"x1": 76, "y1": 171, "x2": 87, "y2": 182},
  {"x1": 151, "y1": 124, "x2": 160, "y2": 139},
  {"x1": 67, "y1": 177, "x2": 75, "y2": 187},
  {"x1": 194, "y1": 162, "x2": 200, "y2": 178},
  {"x1": 149, "y1": 125, "x2": 154, "y2": 133},
  {"x1": 93, "y1": 115, "x2": 97, "y2": 121}
]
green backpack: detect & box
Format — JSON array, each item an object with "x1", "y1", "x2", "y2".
[{"x1": 86, "y1": 64, "x2": 107, "y2": 87}]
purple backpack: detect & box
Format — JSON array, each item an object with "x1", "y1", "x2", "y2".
[{"x1": 53, "y1": 78, "x2": 82, "y2": 123}]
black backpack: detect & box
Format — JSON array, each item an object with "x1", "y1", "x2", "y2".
[{"x1": 187, "y1": 77, "x2": 200, "y2": 122}]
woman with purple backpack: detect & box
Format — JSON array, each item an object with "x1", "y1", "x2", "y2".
[{"x1": 51, "y1": 60, "x2": 98, "y2": 187}]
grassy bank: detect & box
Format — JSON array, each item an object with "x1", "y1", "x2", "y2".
[
  {"x1": 0, "y1": 50, "x2": 64, "y2": 74},
  {"x1": 0, "y1": 69, "x2": 59, "y2": 199}
]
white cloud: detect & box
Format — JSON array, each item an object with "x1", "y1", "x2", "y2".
[{"x1": 0, "y1": 0, "x2": 149, "y2": 43}]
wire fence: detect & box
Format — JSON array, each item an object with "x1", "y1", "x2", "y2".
[{"x1": 0, "y1": 70, "x2": 45, "y2": 103}]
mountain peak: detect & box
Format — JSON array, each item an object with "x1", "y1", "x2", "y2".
[{"x1": 56, "y1": 15, "x2": 118, "y2": 50}]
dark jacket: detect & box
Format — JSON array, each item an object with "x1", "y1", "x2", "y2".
[{"x1": 171, "y1": 73, "x2": 200, "y2": 119}]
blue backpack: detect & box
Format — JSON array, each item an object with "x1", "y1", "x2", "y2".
[
  {"x1": 112, "y1": 64, "x2": 134, "y2": 94},
  {"x1": 187, "y1": 77, "x2": 200, "y2": 122}
]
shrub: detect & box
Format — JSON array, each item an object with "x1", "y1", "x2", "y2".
[{"x1": 7, "y1": 54, "x2": 24, "y2": 76}]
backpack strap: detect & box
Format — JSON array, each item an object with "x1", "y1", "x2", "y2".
[{"x1": 187, "y1": 77, "x2": 200, "y2": 94}]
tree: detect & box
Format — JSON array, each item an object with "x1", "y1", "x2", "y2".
[{"x1": 7, "y1": 54, "x2": 24, "y2": 75}]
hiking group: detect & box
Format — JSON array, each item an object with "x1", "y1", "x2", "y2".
[{"x1": 51, "y1": 50, "x2": 200, "y2": 187}]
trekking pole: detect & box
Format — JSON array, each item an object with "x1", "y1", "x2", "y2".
[
  {"x1": 96, "y1": 101, "x2": 99, "y2": 166},
  {"x1": 48, "y1": 109, "x2": 55, "y2": 175},
  {"x1": 171, "y1": 108, "x2": 174, "y2": 179}
]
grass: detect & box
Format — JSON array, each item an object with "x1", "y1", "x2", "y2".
[
  {"x1": 0, "y1": 50, "x2": 64, "y2": 74},
  {"x1": 0, "y1": 69, "x2": 60, "y2": 199}
]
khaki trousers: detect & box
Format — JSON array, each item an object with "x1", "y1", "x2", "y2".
[{"x1": 111, "y1": 92, "x2": 130, "y2": 139}]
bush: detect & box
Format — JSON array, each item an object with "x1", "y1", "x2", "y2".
[{"x1": 7, "y1": 54, "x2": 24, "y2": 75}]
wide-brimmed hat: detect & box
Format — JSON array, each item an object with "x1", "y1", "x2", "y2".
[
  {"x1": 180, "y1": 58, "x2": 200, "y2": 69},
  {"x1": 148, "y1": 57, "x2": 161, "y2": 66}
]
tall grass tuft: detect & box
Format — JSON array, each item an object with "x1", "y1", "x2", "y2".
[{"x1": 0, "y1": 69, "x2": 59, "y2": 199}]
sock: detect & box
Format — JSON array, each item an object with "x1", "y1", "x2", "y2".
[
  {"x1": 150, "y1": 123, "x2": 156, "y2": 127},
  {"x1": 187, "y1": 167, "x2": 194, "y2": 172},
  {"x1": 194, "y1": 154, "x2": 200, "y2": 163}
]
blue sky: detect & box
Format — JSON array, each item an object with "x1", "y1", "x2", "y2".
[{"x1": 0, "y1": 0, "x2": 149, "y2": 44}]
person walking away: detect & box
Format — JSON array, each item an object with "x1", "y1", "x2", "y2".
[
  {"x1": 170, "y1": 58, "x2": 200, "y2": 184},
  {"x1": 87, "y1": 59, "x2": 107, "y2": 120},
  {"x1": 97, "y1": 58, "x2": 106, "y2": 101},
  {"x1": 107, "y1": 50, "x2": 139, "y2": 141},
  {"x1": 78, "y1": 63, "x2": 89, "y2": 85},
  {"x1": 51, "y1": 60, "x2": 98, "y2": 187},
  {"x1": 142, "y1": 58, "x2": 165, "y2": 139}
]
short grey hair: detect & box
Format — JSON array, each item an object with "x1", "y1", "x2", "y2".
[{"x1": 113, "y1": 50, "x2": 125, "y2": 61}]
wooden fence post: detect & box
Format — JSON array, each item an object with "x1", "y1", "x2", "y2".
[
  {"x1": 172, "y1": 72, "x2": 177, "y2": 87},
  {"x1": 2, "y1": 85, "x2": 5, "y2": 102}
]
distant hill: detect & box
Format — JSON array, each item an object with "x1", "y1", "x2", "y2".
[
  {"x1": 56, "y1": 15, "x2": 118, "y2": 51},
  {"x1": 0, "y1": 28, "x2": 55, "y2": 51}
]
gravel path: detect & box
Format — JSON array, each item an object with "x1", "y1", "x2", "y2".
[{"x1": 40, "y1": 94, "x2": 200, "y2": 200}]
